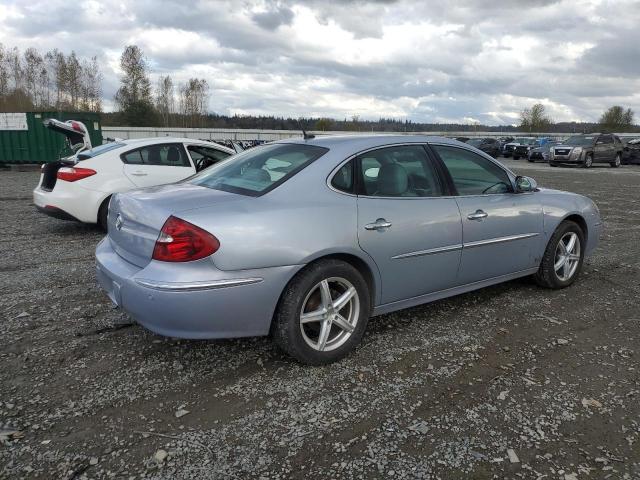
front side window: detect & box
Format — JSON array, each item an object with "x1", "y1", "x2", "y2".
[
  {"x1": 188, "y1": 143, "x2": 328, "y2": 196},
  {"x1": 187, "y1": 145, "x2": 232, "y2": 171},
  {"x1": 121, "y1": 143, "x2": 190, "y2": 167},
  {"x1": 432, "y1": 145, "x2": 512, "y2": 195},
  {"x1": 356, "y1": 145, "x2": 443, "y2": 197}
]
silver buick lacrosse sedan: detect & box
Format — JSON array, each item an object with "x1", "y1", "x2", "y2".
[{"x1": 96, "y1": 135, "x2": 602, "y2": 364}]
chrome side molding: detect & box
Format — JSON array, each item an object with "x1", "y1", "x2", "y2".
[{"x1": 135, "y1": 277, "x2": 263, "y2": 291}]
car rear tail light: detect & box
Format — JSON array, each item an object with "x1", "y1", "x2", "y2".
[
  {"x1": 57, "y1": 167, "x2": 97, "y2": 182},
  {"x1": 152, "y1": 216, "x2": 220, "y2": 262}
]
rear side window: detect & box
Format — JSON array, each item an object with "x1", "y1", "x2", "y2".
[
  {"x1": 331, "y1": 161, "x2": 354, "y2": 193},
  {"x1": 121, "y1": 144, "x2": 190, "y2": 167},
  {"x1": 432, "y1": 145, "x2": 512, "y2": 195},
  {"x1": 188, "y1": 143, "x2": 328, "y2": 196}
]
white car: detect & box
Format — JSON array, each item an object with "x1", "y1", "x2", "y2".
[{"x1": 33, "y1": 137, "x2": 234, "y2": 230}]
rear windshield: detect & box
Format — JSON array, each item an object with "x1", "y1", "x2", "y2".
[
  {"x1": 188, "y1": 143, "x2": 328, "y2": 196},
  {"x1": 564, "y1": 136, "x2": 595, "y2": 146},
  {"x1": 77, "y1": 142, "x2": 125, "y2": 160}
]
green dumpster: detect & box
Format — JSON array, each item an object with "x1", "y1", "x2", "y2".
[{"x1": 0, "y1": 111, "x2": 102, "y2": 164}]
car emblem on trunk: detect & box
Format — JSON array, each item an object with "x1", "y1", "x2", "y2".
[{"x1": 115, "y1": 214, "x2": 124, "y2": 231}]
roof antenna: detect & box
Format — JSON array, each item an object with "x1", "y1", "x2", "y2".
[{"x1": 302, "y1": 129, "x2": 315, "y2": 140}]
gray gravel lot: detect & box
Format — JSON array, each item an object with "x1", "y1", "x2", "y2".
[{"x1": 1, "y1": 159, "x2": 639, "y2": 479}]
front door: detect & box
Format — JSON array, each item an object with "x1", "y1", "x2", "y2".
[
  {"x1": 431, "y1": 144, "x2": 544, "y2": 285},
  {"x1": 121, "y1": 143, "x2": 196, "y2": 187},
  {"x1": 353, "y1": 145, "x2": 463, "y2": 304}
]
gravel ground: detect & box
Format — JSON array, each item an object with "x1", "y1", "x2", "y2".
[{"x1": 1, "y1": 159, "x2": 639, "y2": 479}]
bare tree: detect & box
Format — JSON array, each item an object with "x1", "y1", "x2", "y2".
[
  {"x1": 0, "y1": 44, "x2": 8, "y2": 97},
  {"x1": 115, "y1": 45, "x2": 154, "y2": 125},
  {"x1": 178, "y1": 78, "x2": 209, "y2": 127},
  {"x1": 155, "y1": 75, "x2": 174, "y2": 127}
]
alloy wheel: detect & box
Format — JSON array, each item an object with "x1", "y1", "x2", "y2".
[
  {"x1": 299, "y1": 277, "x2": 360, "y2": 352},
  {"x1": 584, "y1": 155, "x2": 593, "y2": 168},
  {"x1": 554, "y1": 232, "x2": 581, "y2": 281}
]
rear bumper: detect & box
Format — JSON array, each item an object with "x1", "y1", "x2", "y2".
[
  {"x1": 33, "y1": 180, "x2": 105, "y2": 224},
  {"x1": 35, "y1": 204, "x2": 80, "y2": 222},
  {"x1": 95, "y1": 238, "x2": 300, "y2": 339}
]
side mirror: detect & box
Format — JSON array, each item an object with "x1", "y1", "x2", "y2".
[{"x1": 515, "y1": 175, "x2": 537, "y2": 193}]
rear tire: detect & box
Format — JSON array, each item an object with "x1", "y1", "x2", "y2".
[
  {"x1": 549, "y1": 162, "x2": 558, "y2": 167},
  {"x1": 97, "y1": 196, "x2": 111, "y2": 232},
  {"x1": 272, "y1": 259, "x2": 371, "y2": 365},
  {"x1": 513, "y1": 155, "x2": 520, "y2": 160},
  {"x1": 534, "y1": 220, "x2": 585, "y2": 289},
  {"x1": 610, "y1": 153, "x2": 621, "y2": 168}
]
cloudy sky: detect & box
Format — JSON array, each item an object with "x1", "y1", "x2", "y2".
[{"x1": 1, "y1": 0, "x2": 639, "y2": 125}]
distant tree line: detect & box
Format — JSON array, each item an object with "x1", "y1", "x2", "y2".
[{"x1": 0, "y1": 43, "x2": 102, "y2": 112}]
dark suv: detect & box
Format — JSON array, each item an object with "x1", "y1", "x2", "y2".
[
  {"x1": 550, "y1": 134, "x2": 623, "y2": 168},
  {"x1": 465, "y1": 137, "x2": 501, "y2": 158}
]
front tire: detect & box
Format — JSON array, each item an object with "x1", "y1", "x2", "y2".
[
  {"x1": 272, "y1": 260, "x2": 371, "y2": 365},
  {"x1": 534, "y1": 220, "x2": 585, "y2": 289},
  {"x1": 582, "y1": 154, "x2": 593, "y2": 168},
  {"x1": 549, "y1": 162, "x2": 558, "y2": 167}
]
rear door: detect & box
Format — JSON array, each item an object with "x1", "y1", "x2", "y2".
[
  {"x1": 596, "y1": 134, "x2": 614, "y2": 163},
  {"x1": 430, "y1": 144, "x2": 544, "y2": 285},
  {"x1": 352, "y1": 144, "x2": 463, "y2": 304},
  {"x1": 121, "y1": 143, "x2": 196, "y2": 187}
]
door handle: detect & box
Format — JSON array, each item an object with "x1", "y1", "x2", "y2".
[
  {"x1": 365, "y1": 218, "x2": 392, "y2": 230},
  {"x1": 130, "y1": 171, "x2": 148, "y2": 176},
  {"x1": 467, "y1": 209, "x2": 488, "y2": 221}
]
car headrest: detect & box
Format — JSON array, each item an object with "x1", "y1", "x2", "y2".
[
  {"x1": 244, "y1": 168, "x2": 271, "y2": 184},
  {"x1": 376, "y1": 163, "x2": 408, "y2": 196},
  {"x1": 167, "y1": 147, "x2": 180, "y2": 163}
]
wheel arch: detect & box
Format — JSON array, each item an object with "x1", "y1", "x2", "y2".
[
  {"x1": 96, "y1": 193, "x2": 112, "y2": 224},
  {"x1": 274, "y1": 250, "x2": 380, "y2": 317},
  {"x1": 561, "y1": 213, "x2": 588, "y2": 244}
]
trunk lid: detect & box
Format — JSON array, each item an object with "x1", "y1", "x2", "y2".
[
  {"x1": 107, "y1": 183, "x2": 244, "y2": 268},
  {"x1": 44, "y1": 118, "x2": 92, "y2": 152}
]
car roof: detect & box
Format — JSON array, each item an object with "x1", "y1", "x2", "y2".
[
  {"x1": 117, "y1": 137, "x2": 234, "y2": 152},
  {"x1": 277, "y1": 134, "x2": 463, "y2": 150}
]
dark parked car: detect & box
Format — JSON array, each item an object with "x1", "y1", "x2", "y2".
[
  {"x1": 550, "y1": 134, "x2": 623, "y2": 168},
  {"x1": 498, "y1": 136, "x2": 515, "y2": 150},
  {"x1": 454, "y1": 136, "x2": 470, "y2": 143},
  {"x1": 528, "y1": 142, "x2": 559, "y2": 163},
  {"x1": 512, "y1": 138, "x2": 538, "y2": 160},
  {"x1": 465, "y1": 137, "x2": 501, "y2": 158},
  {"x1": 621, "y1": 137, "x2": 640, "y2": 165}
]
